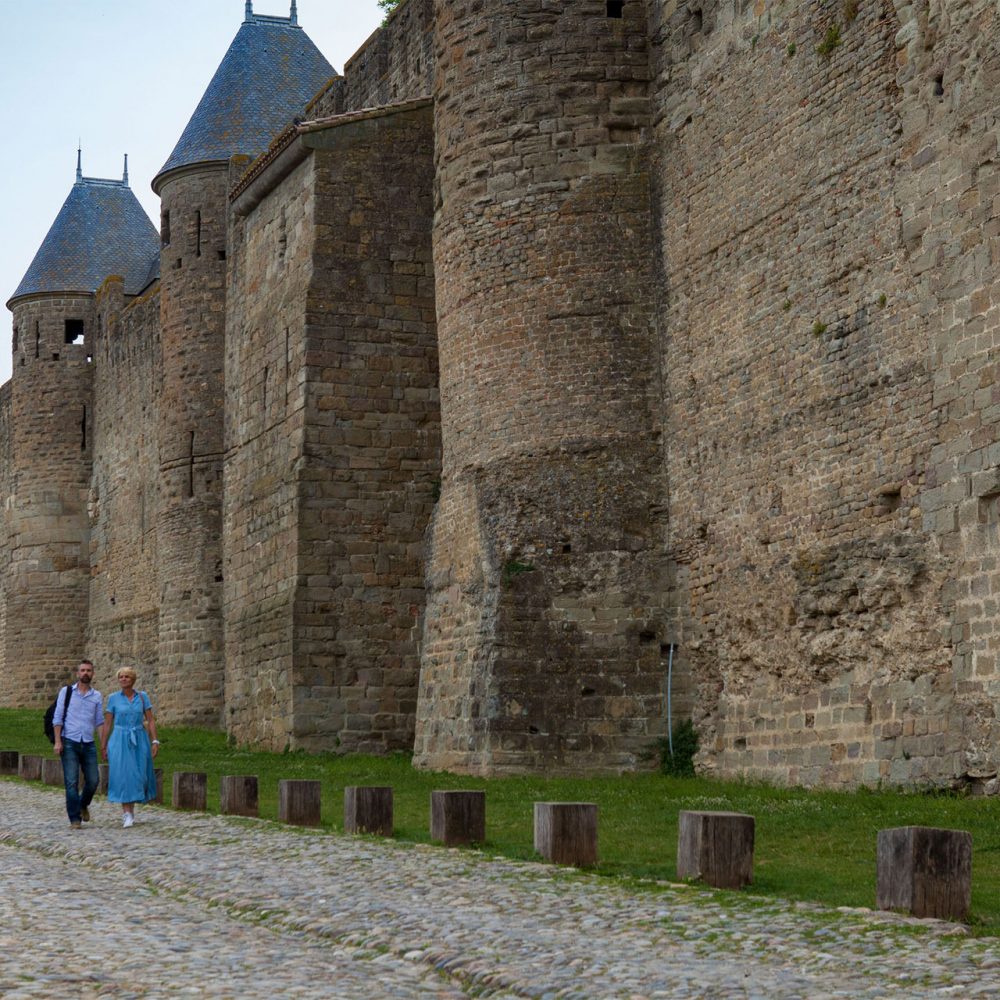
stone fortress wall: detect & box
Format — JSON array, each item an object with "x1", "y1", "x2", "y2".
[{"x1": 1, "y1": 0, "x2": 997, "y2": 789}]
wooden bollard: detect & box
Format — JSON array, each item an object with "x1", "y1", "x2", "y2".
[
  {"x1": 279, "y1": 780, "x2": 321, "y2": 827},
  {"x1": 677, "y1": 810, "x2": 755, "y2": 889},
  {"x1": 98, "y1": 764, "x2": 109, "y2": 795},
  {"x1": 19, "y1": 754, "x2": 43, "y2": 781},
  {"x1": 154, "y1": 768, "x2": 164, "y2": 804},
  {"x1": 0, "y1": 751, "x2": 19, "y2": 775},
  {"x1": 430, "y1": 790, "x2": 485, "y2": 846},
  {"x1": 344, "y1": 786, "x2": 393, "y2": 836},
  {"x1": 220, "y1": 775, "x2": 259, "y2": 817},
  {"x1": 534, "y1": 802, "x2": 598, "y2": 867},
  {"x1": 42, "y1": 758, "x2": 64, "y2": 786},
  {"x1": 877, "y1": 826, "x2": 972, "y2": 922},
  {"x1": 172, "y1": 772, "x2": 207, "y2": 811}
]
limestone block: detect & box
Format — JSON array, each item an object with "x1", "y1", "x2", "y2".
[
  {"x1": 534, "y1": 802, "x2": 598, "y2": 867},
  {"x1": 172, "y1": 772, "x2": 207, "y2": 811},
  {"x1": 0, "y1": 751, "x2": 19, "y2": 775},
  {"x1": 19, "y1": 755, "x2": 43, "y2": 781},
  {"x1": 877, "y1": 826, "x2": 972, "y2": 921},
  {"x1": 220, "y1": 775, "x2": 259, "y2": 817},
  {"x1": 430, "y1": 790, "x2": 485, "y2": 846},
  {"x1": 677, "y1": 811, "x2": 755, "y2": 889},
  {"x1": 42, "y1": 758, "x2": 63, "y2": 786},
  {"x1": 344, "y1": 786, "x2": 393, "y2": 836},
  {"x1": 279, "y1": 780, "x2": 321, "y2": 827}
]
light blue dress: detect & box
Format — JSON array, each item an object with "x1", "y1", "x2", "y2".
[{"x1": 106, "y1": 690, "x2": 156, "y2": 804}]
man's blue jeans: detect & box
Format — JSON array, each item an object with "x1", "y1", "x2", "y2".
[{"x1": 61, "y1": 738, "x2": 98, "y2": 824}]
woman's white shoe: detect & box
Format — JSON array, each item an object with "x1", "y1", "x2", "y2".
[{"x1": 122, "y1": 813, "x2": 134, "y2": 828}]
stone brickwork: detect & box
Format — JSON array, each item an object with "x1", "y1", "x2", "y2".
[
  {"x1": 417, "y1": 0, "x2": 668, "y2": 774},
  {"x1": 227, "y1": 102, "x2": 440, "y2": 753},
  {"x1": 5, "y1": 294, "x2": 93, "y2": 700},
  {"x1": 87, "y1": 277, "x2": 161, "y2": 689},
  {"x1": 2, "y1": 0, "x2": 998, "y2": 789},
  {"x1": 155, "y1": 167, "x2": 229, "y2": 727}
]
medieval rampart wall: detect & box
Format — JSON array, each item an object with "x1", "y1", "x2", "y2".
[
  {"x1": 225, "y1": 154, "x2": 316, "y2": 749},
  {"x1": 652, "y1": 0, "x2": 998, "y2": 786},
  {"x1": 292, "y1": 105, "x2": 439, "y2": 753},
  {"x1": 0, "y1": 382, "x2": 10, "y2": 683},
  {"x1": 87, "y1": 278, "x2": 161, "y2": 690}
]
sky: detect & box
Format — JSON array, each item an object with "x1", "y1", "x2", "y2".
[{"x1": 0, "y1": 0, "x2": 388, "y2": 386}]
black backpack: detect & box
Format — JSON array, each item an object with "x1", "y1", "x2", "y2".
[{"x1": 43, "y1": 685, "x2": 73, "y2": 744}]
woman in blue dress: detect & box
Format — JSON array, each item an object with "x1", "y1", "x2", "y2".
[{"x1": 101, "y1": 667, "x2": 160, "y2": 828}]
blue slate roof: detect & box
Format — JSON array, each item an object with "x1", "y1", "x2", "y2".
[
  {"x1": 8, "y1": 176, "x2": 160, "y2": 307},
  {"x1": 153, "y1": 13, "x2": 335, "y2": 189}
]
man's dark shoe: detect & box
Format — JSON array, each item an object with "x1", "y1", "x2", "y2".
[
  {"x1": 70, "y1": 821, "x2": 82, "y2": 830},
  {"x1": 81, "y1": 807, "x2": 90, "y2": 822}
]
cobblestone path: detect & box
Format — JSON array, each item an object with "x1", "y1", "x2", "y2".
[{"x1": 1, "y1": 781, "x2": 998, "y2": 998}]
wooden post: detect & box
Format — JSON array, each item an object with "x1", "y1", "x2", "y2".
[
  {"x1": 344, "y1": 786, "x2": 393, "y2": 836},
  {"x1": 677, "y1": 810, "x2": 755, "y2": 889},
  {"x1": 42, "y1": 758, "x2": 64, "y2": 786},
  {"x1": 220, "y1": 775, "x2": 259, "y2": 817},
  {"x1": 154, "y1": 768, "x2": 164, "y2": 804},
  {"x1": 533, "y1": 802, "x2": 598, "y2": 867},
  {"x1": 877, "y1": 826, "x2": 972, "y2": 922},
  {"x1": 172, "y1": 771, "x2": 207, "y2": 811},
  {"x1": 430, "y1": 790, "x2": 486, "y2": 846},
  {"x1": 0, "y1": 751, "x2": 19, "y2": 775},
  {"x1": 98, "y1": 764, "x2": 109, "y2": 795},
  {"x1": 19, "y1": 754, "x2": 43, "y2": 781},
  {"x1": 279, "y1": 779, "x2": 321, "y2": 826}
]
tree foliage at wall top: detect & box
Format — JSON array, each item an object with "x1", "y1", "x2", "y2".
[{"x1": 378, "y1": 0, "x2": 402, "y2": 21}]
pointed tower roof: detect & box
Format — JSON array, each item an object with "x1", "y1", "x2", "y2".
[
  {"x1": 8, "y1": 158, "x2": 160, "y2": 308},
  {"x1": 152, "y1": 6, "x2": 335, "y2": 192}
]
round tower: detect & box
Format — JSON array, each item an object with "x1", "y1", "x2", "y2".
[
  {"x1": 416, "y1": 0, "x2": 665, "y2": 773},
  {"x1": 4, "y1": 153, "x2": 158, "y2": 704},
  {"x1": 150, "y1": 2, "x2": 334, "y2": 726}
]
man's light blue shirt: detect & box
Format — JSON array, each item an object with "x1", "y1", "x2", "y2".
[{"x1": 52, "y1": 684, "x2": 104, "y2": 743}]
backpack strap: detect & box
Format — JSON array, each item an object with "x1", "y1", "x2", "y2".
[{"x1": 61, "y1": 683, "x2": 73, "y2": 723}]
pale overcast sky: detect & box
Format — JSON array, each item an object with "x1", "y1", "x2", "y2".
[{"x1": 0, "y1": 0, "x2": 388, "y2": 385}]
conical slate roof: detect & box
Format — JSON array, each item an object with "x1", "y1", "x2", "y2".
[
  {"x1": 153, "y1": 9, "x2": 334, "y2": 191},
  {"x1": 8, "y1": 172, "x2": 159, "y2": 307}
]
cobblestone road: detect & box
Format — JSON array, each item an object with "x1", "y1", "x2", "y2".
[{"x1": 1, "y1": 780, "x2": 998, "y2": 998}]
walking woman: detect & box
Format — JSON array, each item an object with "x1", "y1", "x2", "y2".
[{"x1": 102, "y1": 667, "x2": 159, "y2": 827}]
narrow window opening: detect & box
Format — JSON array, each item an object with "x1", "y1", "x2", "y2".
[
  {"x1": 692, "y1": 8, "x2": 703, "y2": 31},
  {"x1": 277, "y1": 209, "x2": 287, "y2": 264},
  {"x1": 218, "y1": 249, "x2": 227, "y2": 261},
  {"x1": 933, "y1": 74, "x2": 945, "y2": 97},
  {"x1": 65, "y1": 319, "x2": 85, "y2": 345},
  {"x1": 263, "y1": 365, "x2": 268, "y2": 412},
  {"x1": 52, "y1": 353, "x2": 60, "y2": 361},
  {"x1": 174, "y1": 258, "x2": 182, "y2": 270},
  {"x1": 81, "y1": 406, "x2": 87, "y2": 451},
  {"x1": 607, "y1": 0, "x2": 624, "y2": 16},
  {"x1": 34, "y1": 322, "x2": 40, "y2": 358},
  {"x1": 86, "y1": 354, "x2": 93, "y2": 364},
  {"x1": 161, "y1": 209, "x2": 171, "y2": 246},
  {"x1": 12, "y1": 327, "x2": 18, "y2": 352},
  {"x1": 195, "y1": 209, "x2": 202, "y2": 257},
  {"x1": 140, "y1": 489, "x2": 145, "y2": 547},
  {"x1": 187, "y1": 431, "x2": 195, "y2": 498},
  {"x1": 284, "y1": 327, "x2": 290, "y2": 407}
]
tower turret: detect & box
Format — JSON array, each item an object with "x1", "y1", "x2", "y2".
[
  {"x1": 416, "y1": 0, "x2": 665, "y2": 773},
  {"x1": 4, "y1": 154, "x2": 157, "y2": 703},
  {"x1": 150, "y1": 6, "x2": 333, "y2": 725}
]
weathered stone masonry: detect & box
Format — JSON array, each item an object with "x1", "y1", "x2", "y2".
[{"x1": 1, "y1": 0, "x2": 998, "y2": 788}]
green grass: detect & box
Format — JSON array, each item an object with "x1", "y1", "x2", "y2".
[{"x1": 4, "y1": 707, "x2": 998, "y2": 934}]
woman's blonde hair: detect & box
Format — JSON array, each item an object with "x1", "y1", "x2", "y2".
[{"x1": 116, "y1": 666, "x2": 138, "y2": 683}]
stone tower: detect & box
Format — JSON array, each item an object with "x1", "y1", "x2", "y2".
[
  {"x1": 5, "y1": 153, "x2": 158, "y2": 699},
  {"x1": 150, "y1": 2, "x2": 334, "y2": 725},
  {"x1": 415, "y1": 0, "x2": 667, "y2": 773}
]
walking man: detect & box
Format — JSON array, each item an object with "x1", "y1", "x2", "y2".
[{"x1": 52, "y1": 659, "x2": 104, "y2": 829}]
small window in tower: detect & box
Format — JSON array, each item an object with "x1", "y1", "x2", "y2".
[
  {"x1": 162, "y1": 209, "x2": 171, "y2": 247},
  {"x1": 12, "y1": 327, "x2": 17, "y2": 352},
  {"x1": 65, "y1": 319, "x2": 84, "y2": 345},
  {"x1": 607, "y1": 1, "x2": 624, "y2": 17},
  {"x1": 195, "y1": 210, "x2": 202, "y2": 257}
]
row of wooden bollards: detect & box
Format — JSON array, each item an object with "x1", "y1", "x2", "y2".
[{"x1": 2, "y1": 752, "x2": 973, "y2": 922}]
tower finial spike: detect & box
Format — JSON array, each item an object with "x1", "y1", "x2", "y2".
[
  {"x1": 290, "y1": 1, "x2": 297, "y2": 24},
  {"x1": 123, "y1": 153, "x2": 129, "y2": 185},
  {"x1": 245, "y1": 0, "x2": 253, "y2": 20},
  {"x1": 76, "y1": 144, "x2": 82, "y2": 182}
]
